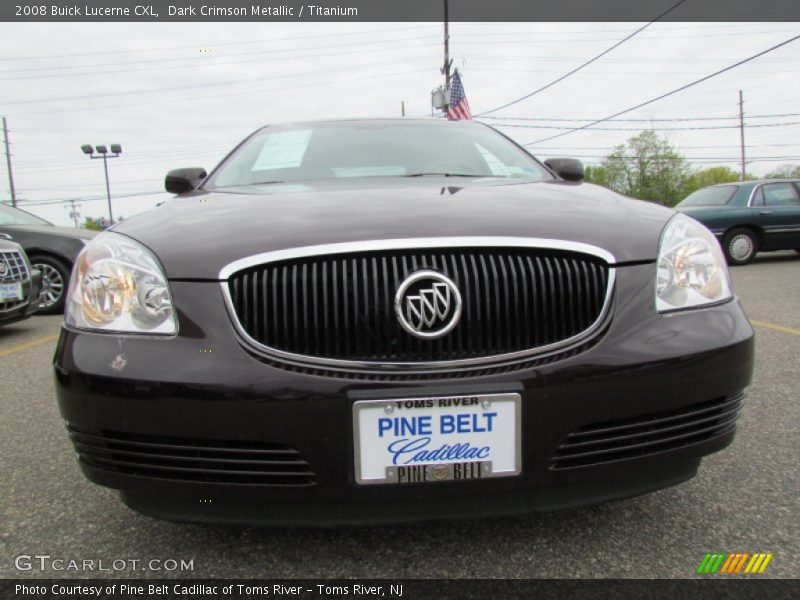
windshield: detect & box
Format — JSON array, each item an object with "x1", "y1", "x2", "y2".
[
  {"x1": 0, "y1": 203, "x2": 52, "y2": 226},
  {"x1": 206, "y1": 121, "x2": 551, "y2": 189},
  {"x1": 679, "y1": 185, "x2": 737, "y2": 207}
]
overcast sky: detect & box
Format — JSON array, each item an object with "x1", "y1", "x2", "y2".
[{"x1": 1, "y1": 21, "x2": 798, "y2": 226}]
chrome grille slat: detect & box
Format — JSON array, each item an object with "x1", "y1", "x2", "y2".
[{"x1": 227, "y1": 245, "x2": 611, "y2": 366}]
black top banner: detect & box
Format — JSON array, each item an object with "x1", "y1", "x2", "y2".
[{"x1": 4, "y1": 0, "x2": 800, "y2": 22}]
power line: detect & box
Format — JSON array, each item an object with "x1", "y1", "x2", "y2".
[
  {"x1": 462, "y1": 53, "x2": 795, "y2": 64},
  {"x1": 0, "y1": 24, "x2": 439, "y2": 62},
  {"x1": 458, "y1": 23, "x2": 800, "y2": 35},
  {"x1": 12, "y1": 145, "x2": 231, "y2": 171},
  {"x1": 0, "y1": 48, "x2": 437, "y2": 82},
  {"x1": 525, "y1": 33, "x2": 800, "y2": 146},
  {"x1": 492, "y1": 121, "x2": 800, "y2": 131},
  {"x1": 539, "y1": 154, "x2": 800, "y2": 161},
  {"x1": 11, "y1": 190, "x2": 164, "y2": 207},
  {"x1": 525, "y1": 143, "x2": 800, "y2": 150},
  {"x1": 17, "y1": 178, "x2": 158, "y2": 191},
  {"x1": 1, "y1": 54, "x2": 439, "y2": 106},
  {"x1": 8, "y1": 65, "x2": 434, "y2": 117},
  {"x1": 465, "y1": 66, "x2": 800, "y2": 78},
  {"x1": 481, "y1": 112, "x2": 800, "y2": 123},
  {"x1": 1, "y1": 23, "x2": 777, "y2": 66},
  {"x1": 0, "y1": 34, "x2": 441, "y2": 78},
  {"x1": 5, "y1": 26, "x2": 792, "y2": 76},
  {"x1": 475, "y1": 0, "x2": 688, "y2": 116}
]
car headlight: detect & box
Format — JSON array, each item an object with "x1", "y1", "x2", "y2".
[
  {"x1": 656, "y1": 213, "x2": 732, "y2": 313},
  {"x1": 65, "y1": 232, "x2": 177, "y2": 334}
]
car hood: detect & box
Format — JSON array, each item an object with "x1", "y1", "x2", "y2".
[
  {"x1": 5, "y1": 224, "x2": 98, "y2": 240},
  {"x1": 112, "y1": 179, "x2": 674, "y2": 280},
  {"x1": 674, "y1": 205, "x2": 714, "y2": 218}
]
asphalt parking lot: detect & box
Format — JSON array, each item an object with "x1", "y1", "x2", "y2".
[{"x1": 1, "y1": 251, "x2": 798, "y2": 580}]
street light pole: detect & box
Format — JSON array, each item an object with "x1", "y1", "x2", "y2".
[
  {"x1": 81, "y1": 143, "x2": 122, "y2": 225},
  {"x1": 101, "y1": 153, "x2": 113, "y2": 223}
]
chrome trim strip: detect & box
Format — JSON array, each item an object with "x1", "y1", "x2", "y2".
[
  {"x1": 765, "y1": 227, "x2": 800, "y2": 234},
  {"x1": 748, "y1": 181, "x2": 800, "y2": 208},
  {"x1": 746, "y1": 183, "x2": 762, "y2": 208},
  {"x1": 218, "y1": 237, "x2": 616, "y2": 372},
  {"x1": 218, "y1": 237, "x2": 617, "y2": 279}
]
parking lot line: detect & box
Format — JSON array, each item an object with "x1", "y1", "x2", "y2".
[
  {"x1": 0, "y1": 334, "x2": 60, "y2": 359},
  {"x1": 750, "y1": 319, "x2": 800, "y2": 337}
]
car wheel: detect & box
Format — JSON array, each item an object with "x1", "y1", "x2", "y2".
[
  {"x1": 722, "y1": 228, "x2": 758, "y2": 266},
  {"x1": 29, "y1": 255, "x2": 70, "y2": 314}
]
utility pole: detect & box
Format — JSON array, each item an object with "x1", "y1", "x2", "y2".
[
  {"x1": 400, "y1": 100, "x2": 405, "y2": 117},
  {"x1": 429, "y1": 0, "x2": 453, "y2": 117},
  {"x1": 442, "y1": 0, "x2": 451, "y2": 113},
  {"x1": 738, "y1": 90, "x2": 746, "y2": 182},
  {"x1": 2, "y1": 116, "x2": 17, "y2": 208},
  {"x1": 65, "y1": 199, "x2": 81, "y2": 228}
]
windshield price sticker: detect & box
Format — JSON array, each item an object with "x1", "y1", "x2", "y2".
[{"x1": 353, "y1": 393, "x2": 521, "y2": 485}]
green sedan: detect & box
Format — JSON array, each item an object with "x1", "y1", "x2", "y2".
[{"x1": 676, "y1": 179, "x2": 800, "y2": 265}]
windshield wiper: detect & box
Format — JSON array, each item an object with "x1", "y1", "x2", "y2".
[{"x1": 403, "y1": 172, "x2": 486, "y2": 178}]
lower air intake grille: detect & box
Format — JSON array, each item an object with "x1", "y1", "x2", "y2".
[
  {"x1": 67, "y1": 426, "x2": 315, "y2": 486},
  {"x1": 0, "y1": 299, "x2": 28, "y2": 312},
  {"x1": 551, "y1": 393, "x2": 745, "y2": 469}
]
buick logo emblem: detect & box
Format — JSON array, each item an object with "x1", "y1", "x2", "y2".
[
  {"x1": 0, "y1": 260, "x2": 7, "y2": 279},
  {"x1": 395, "y1": 270, "x2": 462, "y2": 339}
]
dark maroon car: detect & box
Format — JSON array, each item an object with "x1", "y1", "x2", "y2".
[{"x1": 54, "y1": 119, "x2": 754, "y2": 524}]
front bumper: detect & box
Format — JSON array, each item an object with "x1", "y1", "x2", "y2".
[{"x1": 54, "y1": 264, "x2": 754, "y2": 525}]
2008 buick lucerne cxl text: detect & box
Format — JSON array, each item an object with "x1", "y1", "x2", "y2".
[{"x1": 54, "y1": 119, "x2": 754, "y2": 525}]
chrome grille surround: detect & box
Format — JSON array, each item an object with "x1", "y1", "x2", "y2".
[{"x1": 220, "y1": 237, "x2": 616, "y2": 373}]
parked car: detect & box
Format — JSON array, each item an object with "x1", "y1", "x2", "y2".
[
  {"x1": 676, "y1": 179, "x2": 800, "y2": 265},
  {"x1": 54, "y1": 119, "x2": 753, "y2": 525},
  {"x1": 0, "y1": 238, "x2": 41, "y2": 326},
  {"x1": 0, "y1": 203, "x2": 96, "y2": 313}
]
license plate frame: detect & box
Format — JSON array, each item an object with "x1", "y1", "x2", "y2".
[
  {"x1": 352, "y1": 392, "x2": 521, "y2": 486},
  {"x1": 0, "y1": 282, "x2": 23, "y2": 301}
]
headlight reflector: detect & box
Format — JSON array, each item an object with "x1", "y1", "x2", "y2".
[
  {"x1": 65, "y1": 232, "x2": 177, "y2": 334},
  {"x1": 656, "y1": 213, "x2": 732, "y2": 312}
]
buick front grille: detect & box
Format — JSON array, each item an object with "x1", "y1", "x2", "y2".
[
  {"x1": 227, "y1": 244, "x2": 611, "y2": 365},
  {"x1": 67, "y1": 426, "x2": 316, "y2": 486},
  {"x1": 551, "y1": 393, "x2": 745, "y2": 469}
]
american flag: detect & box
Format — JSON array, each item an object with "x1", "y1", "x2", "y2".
[{"x1": 446, "y1": 70, "x2": 473, "y2": 121}]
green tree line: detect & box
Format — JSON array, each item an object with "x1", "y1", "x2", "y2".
[{"x1": 582, "y1": 129, "x2": 800, "y2": 207}]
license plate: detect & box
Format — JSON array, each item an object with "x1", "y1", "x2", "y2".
[
  {"x1": 0, "y1": 282, "x2": 23, "y2": 301},
  {"x1": 353, "y1": 393, "x2": 521, "y2": 485}
]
